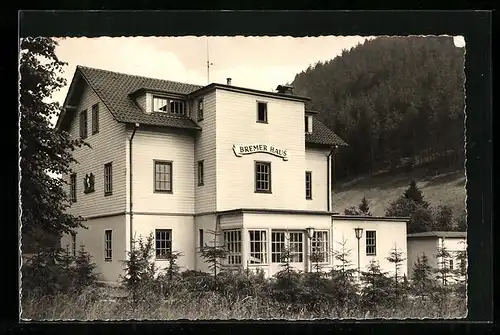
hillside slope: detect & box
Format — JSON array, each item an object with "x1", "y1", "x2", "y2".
[{"x1": 333, "y1": 168, "x2": 466, "y2": 217}]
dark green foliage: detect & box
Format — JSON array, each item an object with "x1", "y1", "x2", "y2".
[
  {"x1": 20, "y1": 37, "x2": 89, "y2": 251},
  {"x1": 72, "y1": 245, "x2": 98, "y2": 293},
  {"x1": 433, "y1": 205, "x2": 454, "y2": 231},
  {"x1": 358, "y1": 197, "x2": 372, "y2": 216},
  {"x1": 454, "y1": 210, "x2": 467, "y2": 232},
  {"x1": 386, "y1": 244, "x2": 406, "y2": 290},
  {"x1": 344, "y1": 197, "x2": 372, "y2": 216},
  {"x1": 22, "y1": 244, "x2": 98, "y2": 297},
  {"x1": 329, "y1": 238, "x2": 359, "y2": 314},
  {"x1": 386, "y1": 180, "x2": 434, "y2": 233},
  {"x1": 359, "y1": 260, "x2": 393, "y2": 312},
  {"x1": 453, "y1": 241, "x2": 467, "y2": 297},
  {"x1": 121, "y1": 233, "x2": 158, "y2": 304},
  {"x1": 411, "y1": 253, "x2": 435, "y2": 298},
  {"x1": 293, "y1": 36, "x2": 465, "y2": 180}
]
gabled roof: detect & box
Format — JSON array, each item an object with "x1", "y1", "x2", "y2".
[
  {"x1": 56, "y1": 66, "x2": 349, "y2": 148},
  {"x1": 407, "y1": 231, "x2": 467, "y2": 239},
  {"x1": 306, "y1": 116, "x2": 349, "y2": 147},
  {"x1": 57, "y1": 66, "x2": 202, "y2": 131}
]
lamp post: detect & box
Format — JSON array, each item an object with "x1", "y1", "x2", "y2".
[
  {"x1": 354, "y1": 227, "x2": 364, "y2": 281},
  {"x1": 306, "y1": 227, "x2": 315, "y2": 273}
]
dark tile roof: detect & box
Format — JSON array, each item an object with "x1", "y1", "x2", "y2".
[
  {"x1": 77, "y1": 66, "x2": 202, "y2": 130},
  {"x1": 407, "y1": 231, "x2": 467, "y2": 239},
  {"x1": 62, "y1": 66, "x2": 349, "y2": 146},
  {"x1": 306, "y1": 116, "x2": 349, "y2": 147}
]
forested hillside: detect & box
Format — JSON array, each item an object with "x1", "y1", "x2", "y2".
[{"x1": 292, "y1": 36, "x2": 466, "y2": 180}]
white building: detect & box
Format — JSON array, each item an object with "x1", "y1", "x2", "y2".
[
  {"x1": 57, "y1": 66, "x2": 409, "y2": 282},
  {"x1": 407, "y1": 231, "x2": 467, "y2": 280}
]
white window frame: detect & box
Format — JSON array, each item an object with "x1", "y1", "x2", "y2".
[
  {"x1": 155, "y1": 229, "x2": 172, "y2": 260},
  {"x1": 154, "y1": 160, "x2": 173, "y2": 193},
  {"x1": 271, "y1": 231, "x2": 304, "y2": 263},
  {"x1": 311, "y1": 230, "x2": 329, "y2": 263},
  {"x1": 248, "y1": 230, "x2": 268, "y2": 264},
  {"x1": 152, "y1": 96, "x2": 186, "y2": 115},
  {"x1": 104, "y1": 229, "x2": 112, "y2": 261},
  {"x1": 223, "y1": 230, "x2": 242, "y2": 265},
  {"x1": 366, "y1": 230, "x2": 376, "y2": 256}
]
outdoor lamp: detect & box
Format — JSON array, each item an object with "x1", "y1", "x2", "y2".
[
  {"x1": 306, "y1": 227, "x2": 315, "y2": 239},
  {"x1": 354, "y1": 227, "x2": 364, "y2": 239}
]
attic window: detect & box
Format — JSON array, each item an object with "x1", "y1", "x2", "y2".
[
  {"x1": 153, "y1": 96, "x2": 185, "y2": 115},
  {"x1": 305, "y1": 115, "x2": 313, "y2": 133}
]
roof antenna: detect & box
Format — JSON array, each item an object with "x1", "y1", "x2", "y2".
[{"x1": 206, "y1": 37, "x2": 214, "y2": 85}]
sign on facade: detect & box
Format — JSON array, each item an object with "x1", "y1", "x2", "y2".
[{"x1": 232, "y1": 144, "x2": 289, "y2": 161}]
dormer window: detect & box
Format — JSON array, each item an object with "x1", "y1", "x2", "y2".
[
  {"x1": 305, "y1": 115, "x2": 313, "y2": 133},
  {"x1": 153, "y1": 96, "x2": 186, "y2": 115}
]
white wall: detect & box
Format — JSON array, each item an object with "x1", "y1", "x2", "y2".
[
  {"x1": 332, "y1": 218, "x2": 408, "y2": 278},
  {"x1": 215, "y1": 89, "x2": 308, "y2": 211},
  {"x1": 132, "y1": 214, "x2": 196, "y2": 273},
  {"x1": 194, "y1": 92, "x2": 217, "y2": 214},
  {"x1": 66, "y1": 82, "x2": 128, "y2": 218},
  {"x1": 131, "y1": 128, "x2": 195, "y2": 214},
  {"x1": 194, "y1": 214, "x2": 217, "y2": 272},
  {"x1": 305, "y1": 147, "x2": 330, "y2": 211},
  {"x1": 407, "y1": 236, "x2": 467, "y2": 279},
  {"x1": 61, "y1": 215, "x2": 127, "y2": 283}
]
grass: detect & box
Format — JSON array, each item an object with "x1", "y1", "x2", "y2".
[
  {"x1": 333, "y1": 168, "x2": 466, "y2": 217},
  {"x1": 21, "y1": 287, "x2": 467, "y2": 320}
]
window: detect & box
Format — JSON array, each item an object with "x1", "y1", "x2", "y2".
[
  {"x1": 170, "y1": 100, "x2": 185, "y2": 115},
  {"x1": 272, "y1": 231, "x2": 304, "y2": 263},
  {"x1": 153, "y1": 97, "x2": 185, "y2": 115},
  {"x1": 271, "y1": 232, "x2": 285, "y2": 263},
  {"x1": 311, "y1": 231, "x2": 329, "y2": 263},
  {"x1": 153, "y1": 97, "x2": 169, "y2": 112},
  {"x1": 70, "y1": 173, "x2": 77, "y2": 202},
  {"x1": 104, "y1": 163, "x2": 113, "y2": 195},
  {"x1": 249, "y1": 230, "x2": 267, "y2": 264},
  {"x1": 305, "y1": 115, "x2": 313, "y2": 133},
  {"x1": 289, "y1": 232, "x2": 304, "y2": 262},
  {"x1": 92, "y1": 104, "x2": 99, "y2": 134},
  {"x1": 197, "y1": 160, "x2": 204, "y2": 186},
  {"x1": 154, "y1": 161, "x2": 172, "y2": 192},
  {"x1": 79, "y1": 110, "x2": 88, "y2": 139},
  {"x1": 155, "y1": 229, "x2": 172, "y2": 259},
  {"x1": 223, "y1": 230, "x2": 242, "y2": 265},
  {"x1": 305, "y1": 171, "x2": 312, "y2": 199},
  {"x1": 71, "y1": 232, "x2": 77, "y2": 257},
  {"x1": 449, "y1": 259, "x2": 454, "y2": 270},
  {"x1": 257, "y1": 101, "x2": 268, "y2": 123},
  {"x1": 197, "y1": 99, "x2": 204, "y2": 121},
  {"x1": 104, "y1": 230, "x2": 112, "y2": 261},
  {"x1": 366, "y1": 230, "x2": 376, "y2": 255},
  {"x1": 255, "y1": 161, "x2": 271, "y2": 193},
  {"x1": 199, "y1": 229, "x2": 204, "y2": 248}
]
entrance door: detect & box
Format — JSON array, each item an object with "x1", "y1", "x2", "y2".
[{"x1": 270, "y1": 231, "x2": 305, "y2": 274}]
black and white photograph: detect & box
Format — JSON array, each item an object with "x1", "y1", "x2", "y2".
[{"x1": 19, "y1": 27, "x2": 473, "y2": 320}]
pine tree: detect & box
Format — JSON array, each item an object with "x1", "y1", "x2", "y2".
[
  {"x1": 199, "y1": 229, "x2": 228, "y2": 280},
  {"x1": 411, "y1": 253, "x2": 435, "y2": 298},
  {"x1": 403, "y1": 180, "x2": 428, "y2": 207},
  {"x1": 386, "y1": 244, "x2": 406, "y2": 293},
  {"x1": 360, "y1": 260, "x2": 393, "y2": 313},
  {"x1": 330, "y1": 238, "x2": 359, "y2": 314},
  {"x1": 433, "y1": 205, "x2": 454, "y2": 231},
  {"x1": 20, "y1": 37, "x2": 88, "y2": 252},
  {"x1": 358, "y1": 197, "x2": 372, "y2": 216},
  {"x1": 434, "y1": 242, "x2": 453, "y2": 286},
  {"x1": 73, "y1": 245, "x2": 98, "y2": 293}
]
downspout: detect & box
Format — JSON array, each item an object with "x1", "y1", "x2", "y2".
[
  {"x1": 327, "y1": 145, "x2": 337, "y2": 212},
  {"x1": 129, "y1": 123, "x2": 140, "y2": 253}
]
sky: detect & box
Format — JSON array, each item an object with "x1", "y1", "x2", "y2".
[{"x1": 49, "y1": 35, "x2": 466, "y2": 125}]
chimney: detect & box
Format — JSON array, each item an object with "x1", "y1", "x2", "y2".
[{"x1": 226, "y1": 78, "x2": 232, "y2": 85}]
